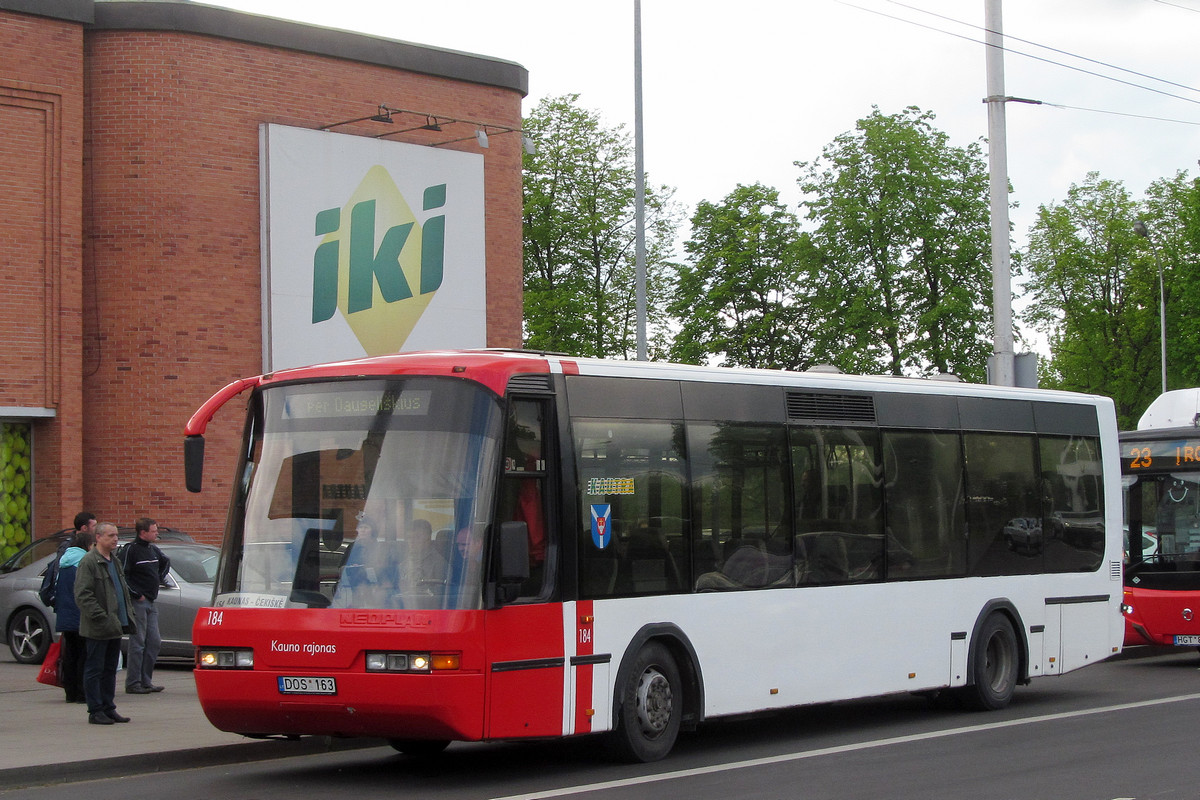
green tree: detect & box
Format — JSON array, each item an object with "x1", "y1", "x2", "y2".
[
  {"x1": 797, "y1": 106, "x2": 993, "y2": 380},
  {"x1": 1142, "y1": 171, "x2": 1200, "y2": 393},
  {"x1": 669, "y1": 183, "x2": 819, "y2": 369},
  {"x1": 1019, "y1": 173, "x2": 1161, "y2": 426},
  {"x1": 522, "y1": 94, "x2": 679, "y2": 359}
]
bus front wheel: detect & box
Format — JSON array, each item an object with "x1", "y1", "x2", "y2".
[
  {"x1": 388, "y1": 739, "x2": 450, "y2": 756},
  {"x1": 610, "y1": 641, "x2": 682, "y2": 763},
  {"x1": 962, "y1": 613, "x2": 1019, "y2": 711}
]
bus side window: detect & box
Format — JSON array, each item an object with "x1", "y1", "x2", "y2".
[
  {"x1": 791, "y1": 426, "x2": 883, "y2": 584},
  {"x1": 574, "y1": 420, "x2": 688, "y2": 598},
  {"x1": 1040, "y1": 435, "x2": 1105, "y2": 572},
  {"x1": 964, "y1": 432, "x2": 1040, "y2": 577},
  {"x1": 690, "y1": 422, "x2": 791, "y2": 591},
  {"x1": 882, "y1": 430, "x2": 965, "y2": 579}
]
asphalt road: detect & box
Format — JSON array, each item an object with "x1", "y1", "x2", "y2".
[{"x1": 3, "y1": 647, "x2": 1197, "y2": 800}]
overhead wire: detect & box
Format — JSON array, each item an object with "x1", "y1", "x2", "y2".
[
  {"x1": 1152, "y1": 0, "x2": 1200, "y2": 14},
  {"x1": 886, "y1": 0, "x2": 1200, "y2": 97},
  {"x1": 1042, "y1": 103, "x2": 1200, "y2": 127},
  {"x1": 833, "y1": 0, "x2": 1200, "y2": 111}
]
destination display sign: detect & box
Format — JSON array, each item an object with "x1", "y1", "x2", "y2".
[
  {"x1": 1121, "y1": 436, "x2": 1200, "y2": 474},
  {"x1": 282, "y1": 389, "x2": 432, "y2": 420}
]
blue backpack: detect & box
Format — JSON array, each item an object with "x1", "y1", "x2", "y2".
[{"x1": 38, "y1": 558, "x2": 59, "y2": 608}]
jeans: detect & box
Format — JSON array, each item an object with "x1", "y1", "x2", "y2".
[
  {"x1": 83, "y1": 637, "x2": 121, "y2": 715},
  {"x1": 59, "y1": 630, "x2": 87, "y2": 702},
  {"x1": 125, "y1": 597, "x2": 161, "y2": 689}
]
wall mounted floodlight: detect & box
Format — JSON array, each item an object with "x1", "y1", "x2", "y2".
[
  {"x1": 324, "y1": 104, "x2": 534, "y2": 152},
  {"x1": 368, "y1": 106, "x2": 394, "y2": 124},
  {"x1": 321, "y1": 104, "x2": 396, "y2": 130}
]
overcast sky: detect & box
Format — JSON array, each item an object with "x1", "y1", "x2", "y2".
[{"x1": 209, "y1": 0, "x2": 1200, "y2": 247}]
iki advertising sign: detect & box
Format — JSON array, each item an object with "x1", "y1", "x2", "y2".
[{"x1": 261, "y1": 124, "x2": 486, "y2": 370}]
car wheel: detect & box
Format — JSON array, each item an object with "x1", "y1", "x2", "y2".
[{"x1": 8, "y1": 607, "x2": 51, "y2": 664}]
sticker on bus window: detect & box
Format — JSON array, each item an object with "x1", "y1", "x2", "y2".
[
  {"x1": 586, "y1": 477, "x2": 636, "y2": 496},
  {"x1": 590, "y1": 504, "x2": 612, "y2": 549},
  {"x1": 214, "y1": 592, "x2": 288, "y2": 609}
]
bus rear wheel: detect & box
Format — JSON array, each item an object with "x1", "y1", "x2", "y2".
[
  {"x1": 388, "y1": 739, "x2": 450, "y2": 756},
  {"x1": 610, "y1": 641, "x2": 682, "y2": 763},
  {"x1": 962, "y1": 613, "x2": 1018, "y2": 711}
]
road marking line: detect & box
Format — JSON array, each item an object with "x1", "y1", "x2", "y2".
[{"x1": 490, "y1": 693, "x2": 1200, "y2": 800}]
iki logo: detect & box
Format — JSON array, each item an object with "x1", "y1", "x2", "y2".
[{"x1": 311, "y1": 165, "x2": 445, "y2": 354}]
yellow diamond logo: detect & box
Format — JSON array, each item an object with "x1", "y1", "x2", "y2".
[{"x1": 312, "y1": 165, "x2": 444, "y2": 355}]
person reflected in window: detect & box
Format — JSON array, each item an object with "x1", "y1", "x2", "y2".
[
  {"x1": 336, "y1": 514, "x2": 397, "y2": 607},
  {"x1": 455, "y1": 525, "x2": 483, "y2": 566},
  {"x1": 401, "y1": 518, "x2": 448, "y2": 601}
]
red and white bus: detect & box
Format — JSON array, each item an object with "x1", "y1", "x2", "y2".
[
  {"x1": 185, "y1": 350, "x2": 1124, "y2": 761},
  {"x1": 1121, "y1": 389, "x2": 1200, "y2": 650}
]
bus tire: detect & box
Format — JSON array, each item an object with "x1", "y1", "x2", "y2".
[
  {"x1": 387, "y1": 739, "x2": 450, "y2": 756},
  {"x1": 609, "y1": 641, "x2": 682, "y2": 763},
  {"x1": 962, "y1": 613, "x2": 1019, "y2": 711}
]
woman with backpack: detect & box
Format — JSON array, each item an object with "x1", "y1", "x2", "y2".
[{"x1": 54, "y1": 530, "x2": 96, "y2": 703}]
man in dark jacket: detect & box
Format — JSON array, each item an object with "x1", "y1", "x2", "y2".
[
  {"x1": 124, "y1": 517, "x2": 170, "y2": 694},
  {"x1": 75, "y1": 522, "x2": 136, "y2": 725}
]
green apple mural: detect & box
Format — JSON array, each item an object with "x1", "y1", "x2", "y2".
[{"x1": 0, "y1": 422, "x2": 32, "y2": 560}]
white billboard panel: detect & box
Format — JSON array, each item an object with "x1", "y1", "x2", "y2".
[{"x1": 261, "y1": 124, "x2": 486, "y2": 370}]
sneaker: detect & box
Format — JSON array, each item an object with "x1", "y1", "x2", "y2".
[
  {"x1": 88, "y1": 712, "x2": 115, "y2": 725},
  {"x1": 106, "y1": 710, "x2": 131, "y2": 723},
  {"x1": 148, "y1": 685, "x2": 165, "y2": 692},
  {"x1": 125, "y1": 685, "x2": 153, "y2": 694}
]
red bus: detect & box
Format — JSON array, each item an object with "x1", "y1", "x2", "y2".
[
  {"x1": 1121, "y1": 389, "x2": 1200, "y2": 650},
  {"x1": 185, "y1": 350, "x2": 1124, "y2": 761}
]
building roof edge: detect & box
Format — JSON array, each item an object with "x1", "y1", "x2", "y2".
[
  {"x1": 90, "y1": 0, "x2": 529, "y2": 96},
  {"x1": 0, "y1": 0, "x2": 93, "y2": 24}
]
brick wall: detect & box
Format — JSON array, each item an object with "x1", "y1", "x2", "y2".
[
  {"x1": 83, "y1": 31, "x2": 525, "y2": 543},
  {"x1": 0, "y1": 10, "x2": 85, "y2": 535}
]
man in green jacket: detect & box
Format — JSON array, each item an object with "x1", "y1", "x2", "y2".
[{"x1": 74, "y1": 522, "x2": 137, "y2": 725}]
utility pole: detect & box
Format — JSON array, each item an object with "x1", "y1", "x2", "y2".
[
  {"x1": 984, "y1": 0, "x2": 1014, "y2": 386},
  {"x1": 634, "y1": 0, "x2": 647, "y2": 361}
]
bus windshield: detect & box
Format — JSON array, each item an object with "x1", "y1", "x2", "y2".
[
  {"x1": 215, "y1": 377, "x2": 504, "y2": 611},
  {"x1": 1127, "y1": 472, "x2": 1200, "y2": 564}
]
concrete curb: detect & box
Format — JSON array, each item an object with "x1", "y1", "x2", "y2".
[{"x1": 0, "y1": 736, "x2": 387, "y2": 789}]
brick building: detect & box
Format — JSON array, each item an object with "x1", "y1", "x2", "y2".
[{"x1": 0, "y1": 0, "x2": 528, "y2": 547}]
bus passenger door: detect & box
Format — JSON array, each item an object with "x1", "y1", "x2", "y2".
[{"x1": 485, "y1": 396, "x2": 567, "y2": 739}]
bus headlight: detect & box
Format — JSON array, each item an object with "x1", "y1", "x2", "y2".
[
  {"x1": 197, "y1": 648, "x2": 254, "y2": 669},
  {"x1": 365, "y1": 651, "x2": 459, "y2": 672}
]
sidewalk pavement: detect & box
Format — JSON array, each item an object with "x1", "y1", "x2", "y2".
[{"x1": 0, "y1": 655, "x2": 382, "y2": 788}]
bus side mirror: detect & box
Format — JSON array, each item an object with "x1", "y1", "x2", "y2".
[
  {"x1": 498, "y1": 521, "x2": 531, "y2": 583},
  {"x1": 185, "y1": 436, "x2": 205, "y2": 493},
  {"x1": 493, "y1": 521, "x2": 530, "y2": 605}
]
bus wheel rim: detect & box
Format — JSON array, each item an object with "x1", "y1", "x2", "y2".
[{"x1": 635, "y1": 667, "x2": 673, "y2": 737}]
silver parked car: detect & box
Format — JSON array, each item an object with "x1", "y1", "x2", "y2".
[{"x1": 0, "y1": 537, "x2": 218, "y2": 664}]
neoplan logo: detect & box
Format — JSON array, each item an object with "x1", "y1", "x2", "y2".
[{"x1": 310, "y1": 165, "x2": 446, "y2": 354}]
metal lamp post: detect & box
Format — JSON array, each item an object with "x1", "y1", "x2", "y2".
[{"x1": 1133, "y1": 219, "x2": 1167, "y2": 394}]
